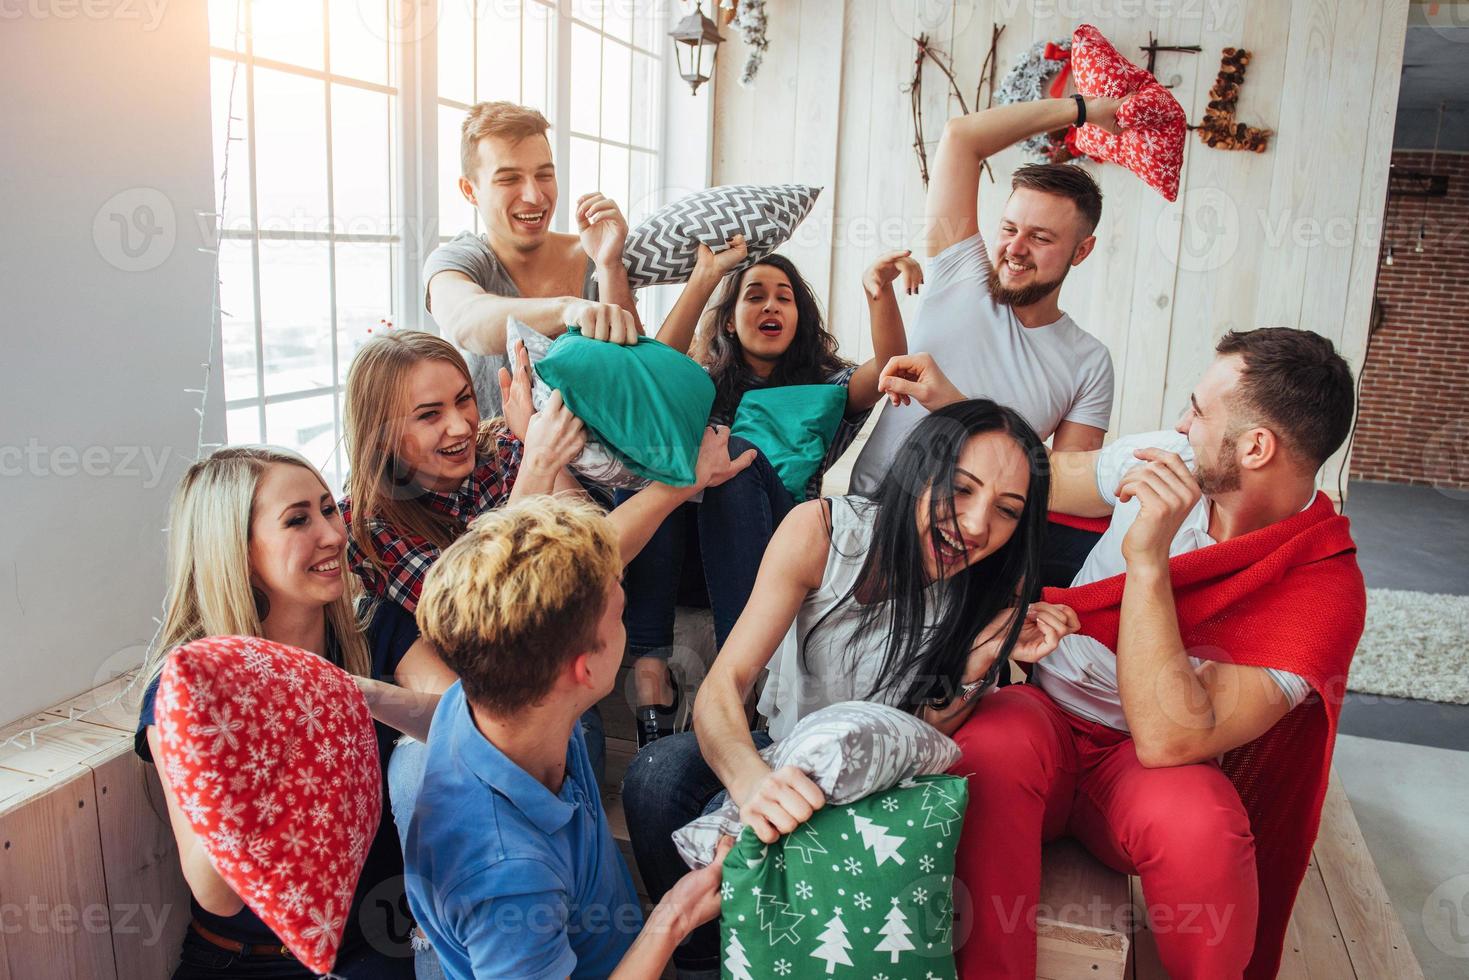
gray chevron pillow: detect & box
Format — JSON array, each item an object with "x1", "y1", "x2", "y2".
[{"x1": 622, "y1": 184, "x2": 822, "y2": 288}]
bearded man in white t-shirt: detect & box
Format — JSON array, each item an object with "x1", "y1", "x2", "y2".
[{"x1": 849, "y1": 96, "x2": 1124, "y2": 496}]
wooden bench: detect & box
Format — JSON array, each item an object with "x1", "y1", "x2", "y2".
[{"x1": 0, "y1": 668, "x2": 1425, "y2": 979}]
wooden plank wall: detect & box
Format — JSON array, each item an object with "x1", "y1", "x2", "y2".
[{"x1": 711, "y1": 0, "x2": 1409, "y2": 485}]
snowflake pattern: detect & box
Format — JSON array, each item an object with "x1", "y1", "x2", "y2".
[
  {"x1": 795, "y1": 880, "x2": 813, "y2": 900},
  {"x1": 154, "y1": 635, "x2": 380, "y2": 973},
  {"x1": 919, "y1": 854, "x2": 935, "y2": 873},
  {"x1": 843, "y1": 856, "x2": 863, "y2": 876},
  {"x1": 774, "y1": 959, "x2": 792, "y2": 976},
  {"x1": 913, "y1": 887, "x2": 930, "y2": 904},
  {"x1": 853, "y1": 891, "x2": 872, "y2": 911},
  {"x1": 881, "y1": 797, "x2": 899, "y2": 812},
  {"x1": 721, "y1": 880, "x2": 734, "y2": 901}
]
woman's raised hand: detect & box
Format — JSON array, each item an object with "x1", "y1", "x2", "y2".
[
  {"x1": 863, "y1": 248, "x2": 925, "y2": 299},
  {"x1": 497, "y1": 340, "x2": 535, "y2": 441},
  {"x1": 695, "y1": 234, "x2": 749, "y2": 281},
  {"x1": 522, "y1": 389, "x2": 586, "y2": 472},
  {"x1": 738, "y1": 766, "x2": 827, "y2": 845},
  {"x1": 963, "y1": 601, "x2": 1080, "y2": 682}
]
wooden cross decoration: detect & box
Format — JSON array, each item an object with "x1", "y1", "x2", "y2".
[{"x1": 1139, "y1": 32, "x2": 1201, "y2": 83}]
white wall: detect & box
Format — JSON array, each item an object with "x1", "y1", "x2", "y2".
[
  {"x1": 712, "y1": 0, "x2": 1408, "y2": 489},
  {"x1": 0, "y1": 4, "x2": 221, "y2": 724}
]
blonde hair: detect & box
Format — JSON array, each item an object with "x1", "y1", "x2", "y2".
[
  {"x1": 417, "y1": 495, "x2": 621, "y2": 713},
  {"x1": 343, "y1": 330, "x2": 505, "y2": 576},
  {"x1": 461, "y1": 101, "x2": 551, "y2": 179},
  {"x1": 141, "y1": 447, "x2": 370, "y2": 691}
]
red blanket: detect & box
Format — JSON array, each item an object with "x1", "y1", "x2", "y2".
[{"x1": 1043, "y1": 491, "x2": 1366, "y2": 979}]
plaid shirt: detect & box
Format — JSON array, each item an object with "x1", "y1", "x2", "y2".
[{"x1": 340, "y1": 425, "x2": 523, "y2": 614}]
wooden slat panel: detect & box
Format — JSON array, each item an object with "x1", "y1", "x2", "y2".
[
  {"x1": 1277, "y1": 856, "x2": 1357, "y2": 980},
  {"x1": 1127, "y1": 874, "x2": 1166, "y2": 980},
  {"x1": 0, "y1": 713, "x2": 128, "y2": 782},
  {"x1": 89, "y1": 746, "x2": 189, "y2": 980},
  {"x1": 0, "y1": 768, "x2": 116, "y2": 979},
  {"x1": 1314, "y1": 771, "x2": 1425, "y2": 980},
  {"x1": 1036, "y1": 838, "x2": 1130, "y2": 980},
  {"x1": 40, "y1": 672, "x2": 140, "y2": 735}
]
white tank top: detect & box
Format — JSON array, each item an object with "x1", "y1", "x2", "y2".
[{"x1": 757, "y1": 495, "x2": 945, "y2": 740}]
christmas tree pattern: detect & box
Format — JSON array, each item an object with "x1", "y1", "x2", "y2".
[
  {"x1": 725, "y1": 929, "x2": 754, "y2": 980},
  {"x1": 784, "y1": 822, "x2": 828, "y2": 864},
  {"x1": 919, "y1": 779, "x2": 963, "y2": 838},
  {"x1": 809, "y1": 906, "x2": 854, "y2": 974},
  {"x1": 873, "y1": 896, "x2": 916, "y2": 963},
  {"x1": 752, "y1": 886, "x2": 805, "y2": 946},
  {"x1": 851, "y1": 810, "x2": 907, "y2": 866}
]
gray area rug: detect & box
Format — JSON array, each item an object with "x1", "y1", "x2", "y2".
[{"x1": 1347, "y1": 589, "x2": 1469, "y2": 705}]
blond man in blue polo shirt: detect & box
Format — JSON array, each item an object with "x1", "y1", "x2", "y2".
[{"x1": 406, "y1": 496, "x2": 731, "y2": 979}]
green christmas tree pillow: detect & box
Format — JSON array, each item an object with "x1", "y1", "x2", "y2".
[{"x1": 720, "y1": 774, "x2": 969, "y2": 979}]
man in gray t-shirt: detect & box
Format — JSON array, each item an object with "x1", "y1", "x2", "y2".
[
  {"x1": 850, "y1": 96, "x2": 1124, "y2": 496},
  {"x1": 425, "y1": 102, "x2": 640, "y2": 416}
]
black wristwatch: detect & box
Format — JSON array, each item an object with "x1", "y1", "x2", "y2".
[{"x1": 1072, "y1": 93, "x2": 1087, "y2": 127}]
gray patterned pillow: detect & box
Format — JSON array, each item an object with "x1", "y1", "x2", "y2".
[
  {"x1": 673, "y1": 701, "x2": 961, "y2": 869},
  {"x1": 622, "y1": 184, "x2": 822, "y2": 288}
]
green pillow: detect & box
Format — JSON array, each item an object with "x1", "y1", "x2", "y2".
[
  {"x1": 535, "y1": 328, "x2": 716, "y2": 487},
  {"x1": 720, "y1": 774, "x2": 968, "y2": 979},
  {"x1": 731, "y1": 384, "x2": 849, "y2": 501}
]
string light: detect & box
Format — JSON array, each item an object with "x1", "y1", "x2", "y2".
[{"x1": 0, "y1": 0, "x2": 245, "y2": 754}]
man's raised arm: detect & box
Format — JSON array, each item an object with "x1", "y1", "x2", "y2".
[
  {"x1": 428, "y1": 271, "x2": 635, "y2": 355},
  {"x1": 925, "y1": 98, "x2": 1118, "y2": 257}
]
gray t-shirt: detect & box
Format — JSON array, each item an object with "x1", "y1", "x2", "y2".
[
  {"x1": 423, "y1": 231, "x2": 599, "y2": 417},
  {"x1": 848, "y1": 232, "x2": 1114, "y2": 496}
]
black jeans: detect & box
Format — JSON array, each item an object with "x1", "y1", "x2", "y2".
[
  {"x1": 171, "y1": 927, "x2": 415, "y2": 979},
  {"x1": 622, "y1": 729, "x2": 775, "y2": 977}
]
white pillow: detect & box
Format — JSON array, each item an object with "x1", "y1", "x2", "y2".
[
  {"x1": 622, "y1": 184, "x2": 822, "y2": 288},
  {"x1": 672, "y1": 701, "x2": 961, "y2": 869}
]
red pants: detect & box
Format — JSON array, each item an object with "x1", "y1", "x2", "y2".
[{"x1": 950, "y1": 684, "x2": 1258, "y2": 979}]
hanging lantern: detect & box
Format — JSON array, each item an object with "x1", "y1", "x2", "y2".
[{"x1": 669, "y1": 2, "x2": 724, "y2": 95}]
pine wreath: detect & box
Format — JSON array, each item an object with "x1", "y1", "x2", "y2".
[{"x1": 996, "y1": 39, "x2": 1079, "y2": 163}]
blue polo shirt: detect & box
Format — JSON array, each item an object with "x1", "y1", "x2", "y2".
[{"x1": 404, "y1": 683, "x2": 641, "y2": 980}]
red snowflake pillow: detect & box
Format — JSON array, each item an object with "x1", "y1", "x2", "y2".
[
  {"x1": 1069, "y1": 24, "x2": 1187, "y2": 201},
  {"x1": 155, "y1": 635, "x2": 382, "y2": 974}
]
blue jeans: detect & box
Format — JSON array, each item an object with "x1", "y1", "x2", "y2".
[
  {"x1": 619, "y1": 438, "x2": 795, "y2": 660},
  {"x1": 621, "y1": 729, "x2": 775, "y2": 978},
  {"x1": 387, "y1": 709, "x2": 604, "y2": 980},
  {"x1": 171, "y1": 927, "x2": 414, "y2": 979}
]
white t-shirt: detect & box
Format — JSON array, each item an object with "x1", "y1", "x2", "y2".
[
  {"x1": 1032, "y1": 430, "x2": 1311, "y2": 731},
  {"x1": 848, "y1": 232, "x2": 1114, "y2": 496}
]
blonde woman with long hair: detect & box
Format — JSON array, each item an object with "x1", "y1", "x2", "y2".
[{"x1": 133, "y1": 447, "x2": 415, "y2": 979}]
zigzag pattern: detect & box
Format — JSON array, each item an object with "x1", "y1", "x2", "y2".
[{"x1": 622, "y1": 184, "x2": 822, "y2": 288}]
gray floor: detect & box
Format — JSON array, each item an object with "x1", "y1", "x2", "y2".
[{"x1": 1332, "y1": 481, "x2": 1468, "y2": 977}]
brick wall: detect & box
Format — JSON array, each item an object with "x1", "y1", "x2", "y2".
[{"x1": 1350, "y1": 149, "x2": 1469, "y2": 489}]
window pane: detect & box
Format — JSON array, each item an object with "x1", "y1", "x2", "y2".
[
  {"x1": 632, "y1": 0, "x2": 664, "y2": 53},
  {"x1": 439, "y1": 103, "x2": 475, "y2": 237},
  {"x1": 329, "y1": 0, "x2": 389, "y2": 85},
  {"x1": 265, "y1": 393, "x2": 340, "y2": 491},
  {"x1": 630, "y1": 50, "x2": 659, "y2": 149},
  {"x1": 570, "y1": 0, "x2": 601, "y2": 29},
  {"x1": 332, "y1": 85, "x2": 392, "y2": 236},
  {"x1": 211, "y1": 56, "x2": 252, "y2": 231},
  {"x1": 605, "y1": 0, "x2": 632, "y2": 43},
  {"x1": 219, "y1": 238, "x2": 259, "y2": 402},
  {"x1": 209, "y1": 0, "x2": 244, "y2": 52},
  {"x1": 334, "y1": 243, "x2": 394, "y2": 387},
  {"x1": 521, "y1": 2, "x2": 554, "y2": 116},
  {"x1": 227, "y1": 406, "x2": 263, "y2": 445},
  {"x1": 253, "y1": 68, "x2": 329, "y2": 230},
  {"x1": 257, "y1": 240, "x2": 332, "y2": 397},
  {"x1": 570, "y1": 25, "x2": 601, "y2": 136},
  {"x1": 477, "y1": 1, "x2": 520, "y2": 101},
  {"x1": 601, "y1": 39, "x2": 631, "y2": 145},
  {"x1": 628, "y1": 149, "x2": 659, "y2": 226},
  {"x1": 437, "y1": 0, "x2": 474, "y2": 105},
  {"x1": 568, "y1": 136, "x2": 600, "y2": 204},
  {"x1": 251, "y1": 0, "x2": 324, "y2": 70},
  {"x1": 600, "y1": 143, "x2": 629, "y2": 216}
]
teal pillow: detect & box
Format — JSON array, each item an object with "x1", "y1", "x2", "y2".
[
  {"x1": 731, "y1": 385, "x2": 849, "y2": 501},
  {"x1": 535, "y1": 328, "x2": 715, "y2": 487}
]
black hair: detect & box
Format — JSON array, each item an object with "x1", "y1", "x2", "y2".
[
  {"x1": 700, "y1": 254, "x2": 850, "y2": 420},
  {"x1": 804, "y1": 399, "x2": 1051, "y2": 709}
]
